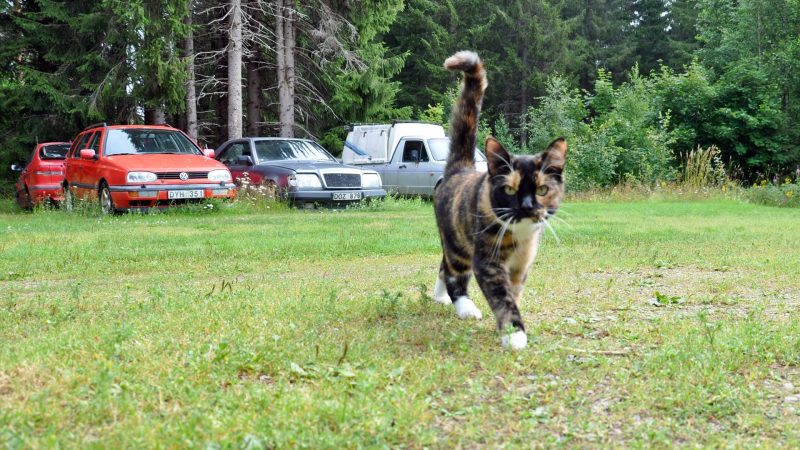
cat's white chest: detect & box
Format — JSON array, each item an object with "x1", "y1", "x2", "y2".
[
  {"x1": 510, "y1": 219, "x2": 543, "y2": 245},
  {"x1": 506, "y1": 219, "x2": 543, "y2": 273}
]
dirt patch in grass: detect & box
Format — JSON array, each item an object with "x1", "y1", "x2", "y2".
[{"x1": 0, "y1": 364, "x2": 52, "y2": 403}]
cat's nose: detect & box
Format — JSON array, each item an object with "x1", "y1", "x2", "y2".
[{"x1": 520, "y1": 195, "x2": 534, "y2": 212}]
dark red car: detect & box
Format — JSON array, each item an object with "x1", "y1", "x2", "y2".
[
  {"x1": 215, "y1": 137, "x2": 386, "y2": 207},
  {"x1": 12, "y1": 142, "x2": 71, "y2": 209}
]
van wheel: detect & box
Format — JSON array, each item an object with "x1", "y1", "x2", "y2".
[
  {"x1": 63, "y1": 186, "x2": 74, "y2": 212},
  {"x1": 99, "y1": 182, "x2": 115, "y2": 214}
]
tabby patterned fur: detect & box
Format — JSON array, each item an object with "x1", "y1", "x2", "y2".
[{"x1": 433, "y1": 51, "x2": 567, "y2": 350}]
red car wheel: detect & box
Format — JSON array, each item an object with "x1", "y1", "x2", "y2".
[
  {"x1": 99, "y1": 183, "x2": 115, "y2": 214},
  {"x1": 63, "y1": 186, "x2": 74, "y2": 212}
]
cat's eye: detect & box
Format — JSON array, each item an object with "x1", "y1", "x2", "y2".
[
  {"x1": 536, "y1": 185, "x2": 549, "y2": 196},
  {"x1": 504, "y1": 186, "x2": 517, "y2": 196}
]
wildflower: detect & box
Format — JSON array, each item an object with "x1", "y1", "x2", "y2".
[
  {"x1": 785, "y1": 178, "x2": 792, "y2": 185},
  {"x1": 787, "y1": 191, "x2": 794, "y2": 198}
]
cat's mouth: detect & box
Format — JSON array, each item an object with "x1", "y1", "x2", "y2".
[{"x1": 514, "y1": 210, "x2": 546, "y2": 223}]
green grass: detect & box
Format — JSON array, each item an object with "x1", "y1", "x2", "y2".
[{"x1": 1, "y1": 196, "x2": 799, "y2": 447}]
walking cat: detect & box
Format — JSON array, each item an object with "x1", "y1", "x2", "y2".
[{"x1": 433, "y1": 51, "x2": 567, "y2": 349}]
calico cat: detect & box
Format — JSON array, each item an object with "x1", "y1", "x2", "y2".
[{"x1": 433, "y1": 51, "x2": 567, "y2": 350}]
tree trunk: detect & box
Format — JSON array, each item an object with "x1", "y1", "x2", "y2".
[
  {"x1": 247, "y1": 49, "x2": 262, "y2": 137},
  {"x1": 227, "y1": 0, "x2": 243, "y2": 140},
  {"x1": 519, "y1": 43, "x2": 529, "y2": 149},
  {"x1": 144, "y1": 107, "x2": 165, "y2": 125},
  {"x1": 184, "y1": 7, "x2": 198, "y2": 140},
  {"x1": 276, "y1": 0, "x2": 296, "y2": 138}
]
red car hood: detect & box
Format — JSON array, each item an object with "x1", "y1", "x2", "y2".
[{"x1": 105, "y1": 154, "x2": 226, "y2": 172}]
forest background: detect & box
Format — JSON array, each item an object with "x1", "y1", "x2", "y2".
[{"x1": 1, "y1": 0, "x2": 798, "y2": 191}]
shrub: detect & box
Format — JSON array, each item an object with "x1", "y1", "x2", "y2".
[
  {"x1": 745, "y1": 180, "x2": 800, "y2": 207},
  {"x1": 525, "y1": 70, "x2": 677, "y2": 191}
]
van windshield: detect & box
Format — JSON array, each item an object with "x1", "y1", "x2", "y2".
[
  {"x1": 428, "y1": 138, "x2": 486, "y2": 162},
  {"x1": 104, "y1": 129, "x2": 201, "y2": 156}
]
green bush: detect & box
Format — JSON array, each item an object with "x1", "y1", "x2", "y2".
[
  {"x1": 745, "y1": 181, "x2": 800, "y2": 207},
  {"x1": 523, "y1": 70, "x2": 677, "y2": 191}
]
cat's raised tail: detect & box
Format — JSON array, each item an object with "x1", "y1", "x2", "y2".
[{"x1": 443, "y1": 51, "x2": 487, "y2": 178}]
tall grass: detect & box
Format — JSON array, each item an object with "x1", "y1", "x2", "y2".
[{"x1": 679, "y1": 145, "x2": 727, "y2": 188}]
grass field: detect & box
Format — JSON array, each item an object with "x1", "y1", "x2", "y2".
[{"x1": 1, "y1": 196, "x2": 799, "y2": 448}]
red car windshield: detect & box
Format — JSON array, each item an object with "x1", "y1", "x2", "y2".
[
  {"x1": 39, "y1": 144, "x2": 70, "y2": 160},
  {"x1": 104, "y1": 129, "x2": 201, "y2": 156}
]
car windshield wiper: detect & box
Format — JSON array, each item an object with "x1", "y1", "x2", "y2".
[{"x1": 107, "y1": 153, "x2": 137, "y2": 156}]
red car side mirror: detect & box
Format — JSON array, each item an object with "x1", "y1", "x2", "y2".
[
  {"x1": 203, "y1": 149, "x2": 215, "y2": 159},
  {"x1": 80, "y1": 149, "x2": 97, "y2": 160}
]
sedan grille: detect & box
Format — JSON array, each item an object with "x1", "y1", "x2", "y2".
[
  {"x1": 323, "y1": 173, "x2": 361, "y2": 188},
  {"x1": 156, "y1": 171, "x2": 209, "y2": 180}
]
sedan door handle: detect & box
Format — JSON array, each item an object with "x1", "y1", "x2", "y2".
[{"x1": 399, "y1": 165, "x2": 407, "y2": 169}]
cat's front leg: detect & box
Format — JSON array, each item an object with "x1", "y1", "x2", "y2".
[
  {"x1": 473, "y1": 261, "x2": 528, "y2": 350},
  {"x1": 436, "y1": 256, "x2": 482, "y2": 320}
]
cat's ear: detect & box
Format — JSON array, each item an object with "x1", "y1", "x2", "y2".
[
  {"x1": 542, "y1": 138, "x2": 567, "y2": 172},
  {"x1": 485, "y1": 137, "x2": 512, "y2": 176}
]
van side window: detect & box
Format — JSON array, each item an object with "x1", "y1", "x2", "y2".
[{"x1": 402, "y1": 140, "x2": 428, "y2": 162}]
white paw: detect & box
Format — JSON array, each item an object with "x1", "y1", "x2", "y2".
[
  {"x1": 454, "y1": 297, "x2": 482, "y2": 320},
  {"x1": 433, "y1": 275, "x2": 451, "y2": 304},
  {"x1": 501, "y1": 331, "x2": 528, "y2": 350}
]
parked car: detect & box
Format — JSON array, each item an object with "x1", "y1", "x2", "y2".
[
  {"x1": 342, "y1": 121, "x2": 488, "y2": 197},
  {"x1": 11, "y1": 141, "x2": 71, "y2": 209},
  {"x1": 216, "y1": 137, "x2": 386, "y2": 207},
  {"x1": 63, "y1": 123, "x2": 236, "y2": 213}
]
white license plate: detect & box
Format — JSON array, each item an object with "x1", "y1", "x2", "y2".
[
  {"x1": 332, "y1": 192, "x2": 361, "y2": 201},
  {"x1": 168, "y1": 189, "x2": 204, "y2": 199}
]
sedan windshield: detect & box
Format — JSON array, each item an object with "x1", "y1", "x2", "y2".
[
  {"x1": 104, "y1": 129, "x2": 201, "y2": 156},
  {"x1": 254, "y1": 139, "x2": 336, "y2": 163},
  {"x1": 40, "y1": 144, "x2": 70, "y2": 160},
  {"x1": 428, "y1": 138, "x2": 486, "y2": 162}
]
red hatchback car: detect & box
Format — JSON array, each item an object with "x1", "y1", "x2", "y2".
[
  {"x1": 63, "y1": 123, "x2": 236, "y2": 213},
  {"x1": 12, "y1": 141, "x2": 72, "y2": 209}
]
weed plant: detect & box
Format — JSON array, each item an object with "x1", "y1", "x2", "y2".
[{"x1": 746, "y1": 179, "x2": 800, "y2": 207}]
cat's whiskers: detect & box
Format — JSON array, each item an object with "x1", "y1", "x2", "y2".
[
  {"x1": 475, "y1": 212, "x2": 513, "y2": 235},
  {"x1": 542, "y1": 217, "x2": 561, "y2": 245},
  {"x1": 490, "y1": 217, "x2": 513, "y2": 261},
  {"x1": 546, "y1": 213, "x2": 572, "y2": 229},
  {"x1": 492, "y1": 151, "x2": 515, "y2": 173},
  {"x1": 539, "y1": 157, "x2": 565, "y2": 176},
  {"x1": 552, "y1": 208, "x2": 573, "y2": 217}
]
